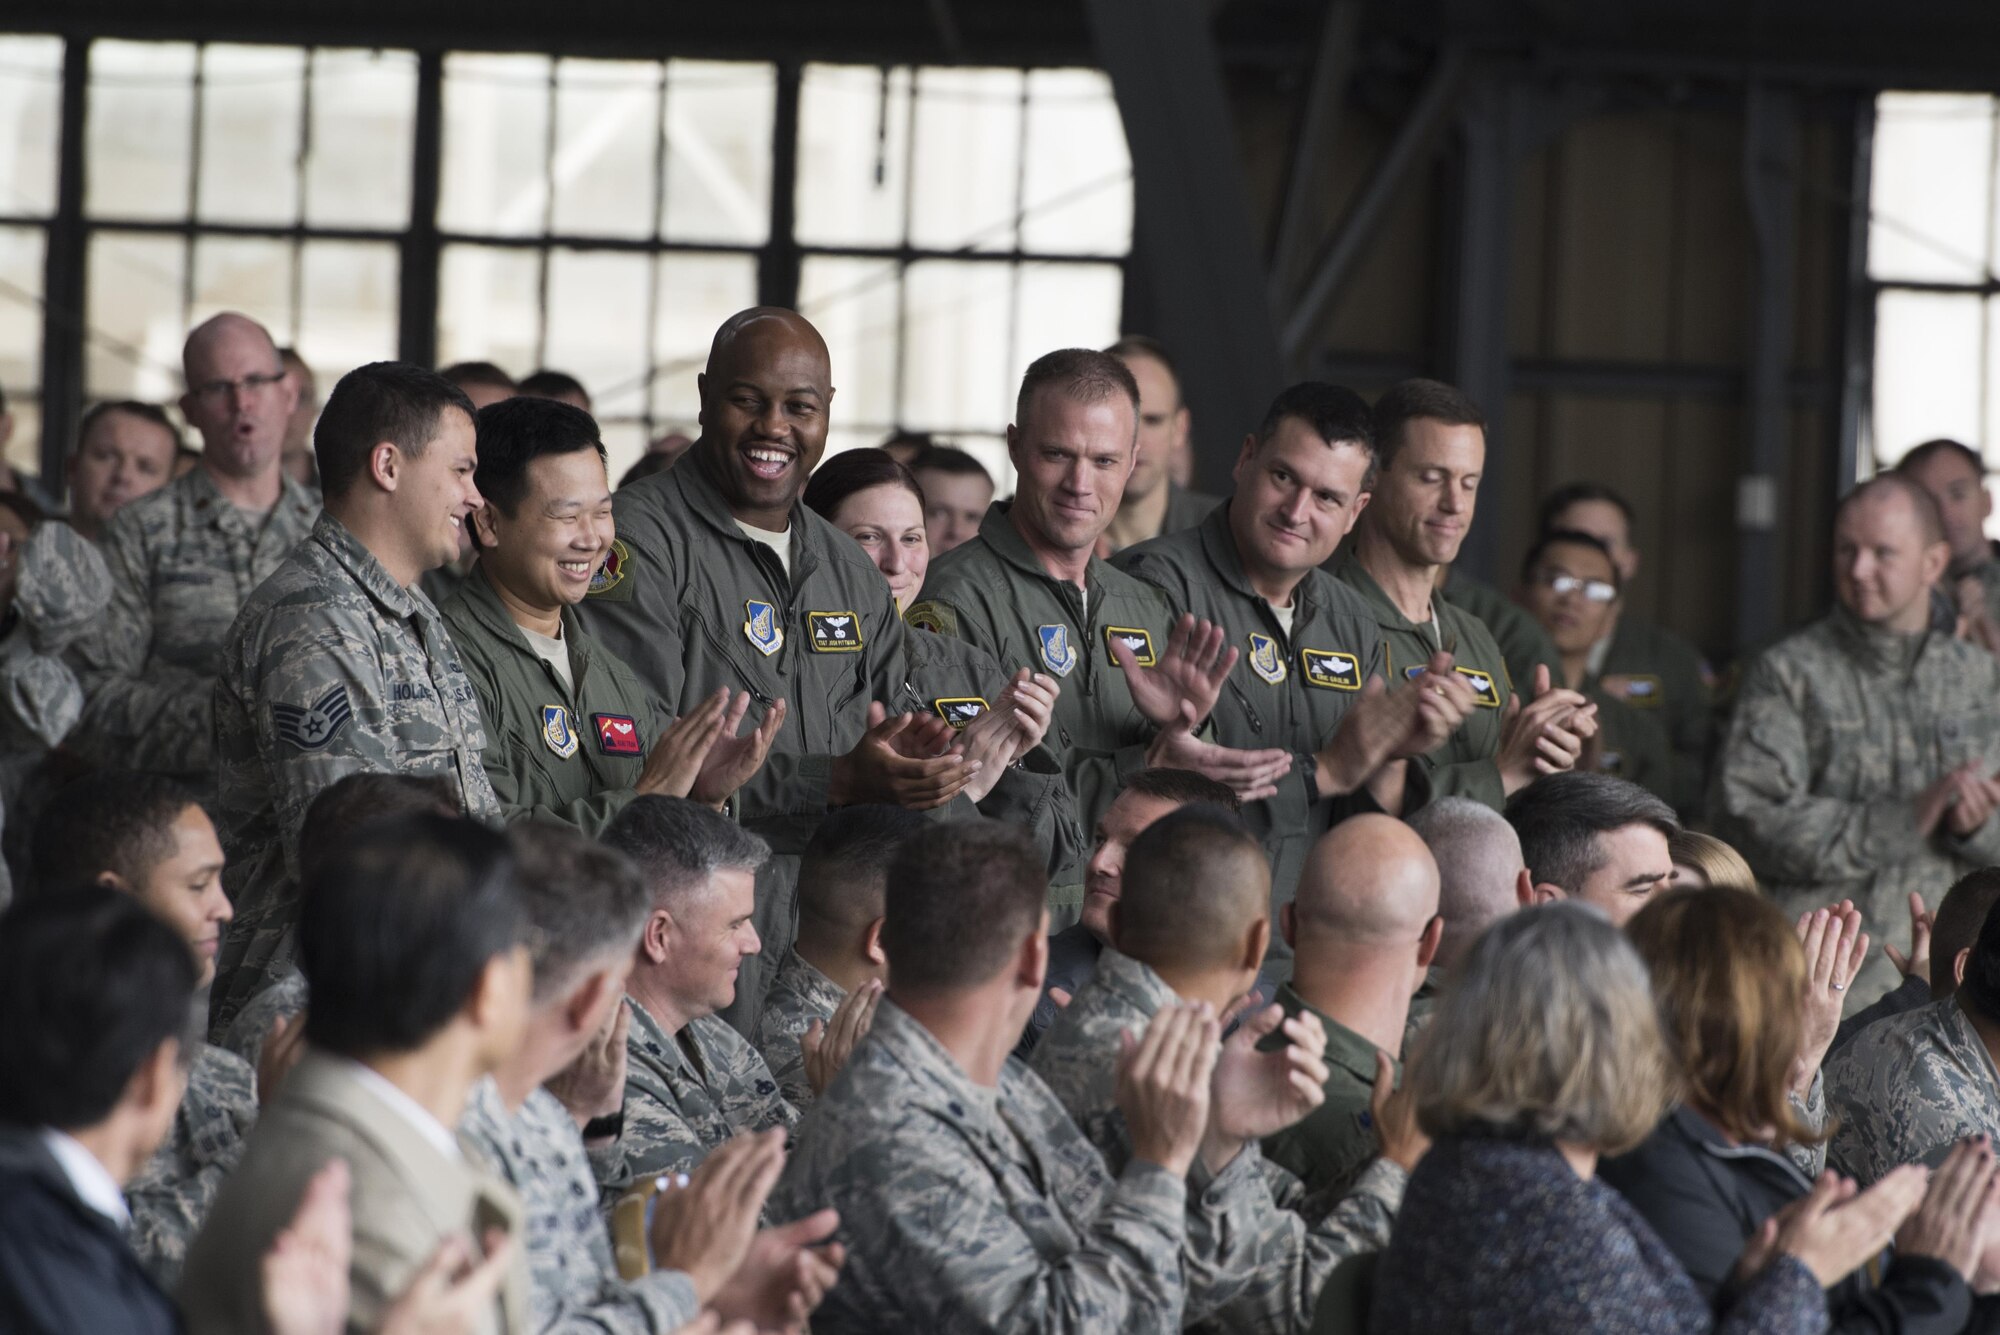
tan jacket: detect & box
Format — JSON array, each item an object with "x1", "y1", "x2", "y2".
[{"x1": 178, "y1": 1049, "x2": 529, "y2": 1335}]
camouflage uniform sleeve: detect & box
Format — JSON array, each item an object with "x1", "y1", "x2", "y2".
[
  {"x1": 70, "y1": 512, "x2": 215, "y2": 772},
  {"x1": 593, "y1": 1096, "x2": 706, "y2": 1202},
  {"x1": 125, "y1": 1046, "x2": 258, "y2": 1288},
  {"x1": 1783, "y1": 1069, "x2": 1828, "y2": 1180},
  {"x1": 1713, "y1": 656, "x2": 1925, "y2": 882}
]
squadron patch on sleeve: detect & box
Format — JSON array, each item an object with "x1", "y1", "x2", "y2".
[
  {"x1": 905, "y1": 600, "x2": 958, "y2": 636},
  {"x1": 273, "y1": 685, "x2": 354, "y2": 752},
  {"x1": 584, "y1": 540, "x2": 635, "y2": 602}
]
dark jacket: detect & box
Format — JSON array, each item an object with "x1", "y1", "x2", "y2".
[
  {"x1": 0, "y1": 1128, "x2": 182, "y2": 1335},
  {"x1": 1372, "y1": 1133, "x2": 1826, "y2": 1335},
  {"x1": 1601, "y1": 1104, "x2": 1970, "y2": 1335}
]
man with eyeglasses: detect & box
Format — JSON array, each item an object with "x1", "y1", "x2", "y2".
[
  {"x1": 70, "y1": 313, "x2": 318, "y2": 789},
  {"x1": 1515, "y1": 529, "x2": 1671, "y2": 804}
]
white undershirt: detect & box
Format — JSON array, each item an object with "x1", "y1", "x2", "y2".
[
  {"x1": 38, "y1": 1128, "x2": 128, "y2": 1226},
  {"x1": 342, "y1": 1058, "x2": 463, "y2": 1163},
  {"x1": 1266, "y1": 600, "x2": 1295, "y2": 637},
  {"x1": 734, "y1": 519, "x2": 792, "y2": 578},
  {"x1": 522, "y1": 622, "x2": 574, "y2": 692}
]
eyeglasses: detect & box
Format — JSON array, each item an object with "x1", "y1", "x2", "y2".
[
  {"x1": 188, "y1": 370, "x2": 287, "y2": 405},
  {"x1": 1534, "y1": 571, "x2": 1617, "y2": 603}
]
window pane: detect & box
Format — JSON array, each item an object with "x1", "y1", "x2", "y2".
[
  {"x1": 663, "y1": 61, "x2": 774, "y2": 245},
  {"x1": 649, "y1": 252, "x2": 759, "y2": 424},
  {"x1": 1869, "y1": 93, "x2": 1994, "y2": 284},
  {"x1": 542, "y1": 249, "x2": 650, "y2": 414},
  {"x1": 909, "y1": 69, "x2": 1023, "y2": 254},
  {"x1": 305, "y1": 49, "x2": 418, "y2": 229},
  {"x1": 1872, "y1": 289, "x2": 1983, "y2": 463},
  {"x1": 0, "y1": 227, "x2": 46, "y2": 411},
  {"x1": 1021, "y1": 70, "x2": 1131, "y2": 255},
  {"x1": 87, "y1": 41, "x2": 197, "y2": 220},
  {"x1": 86, "y1": 231, "x2": 188, "y2": 401},
  {"x1": 797, "y1": 256, "x2": 900, "y2": 432},
  {"x1": 549, "y1": 60, "x2": 660, "y2": 240},
  {"x1": 196, "y1": 45, "x2": 305, "y2": 225},
  {"x1": 440, "y1": 54, "x2": 552, "y2": 238},
  {"x1": 191, "y1": 235, "x2": 295, "y2": 339},
  {"x1": 437, "y1": 244, "x2": 542, "y2": 373},
  {"x1": 0, "y1": 37, "x2": 62, "y2": 218},
  {"x1": 1013, "y1": 262, "x2": 1124, "y2": 384},
  {"x1": 900, "y1": 261, "x2": 1016, "y2": 431},
  {"x1": 297, "y1": 241, "x2": 399, "y2": 379},
  {"x1": 795, "y1": 64, "x2": 911, "y2": 248}
]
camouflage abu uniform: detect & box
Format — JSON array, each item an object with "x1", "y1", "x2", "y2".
[
  {"x1": 594, "y1": 1000, "x2": 798, "y2": 1200},
  {"x1": 69, "y1": 468, "x2": 318, "y2": 783},
  {"x1": 770, "y1": 997, "x2": 1205, "y2": 1334},
  {"x1": 127, "y1": 1042, "x2": 258, "y2": 1288},
  {"x1": 1028, "y1": 950, "x2": 1402, "y2": 1334},
  {"x1": 461, "y1": 1080, "x2": 700, "y2": 1334},
  {"x1": 217, "y1": 965, "x2": 306, "y2": 1071},
  {"x1": 750, "y1": 948, "x2": 846, "y2": 1112},
  {"x1": 1826, "y1": 998, "x2": 2000, "y2": 1186},
  {"x1": 1713, "y1": 606, "x2": 2000, "y2": 1007},
  {"x1": 210, "y1": 512, "x2": 501, "y2": 1028}
]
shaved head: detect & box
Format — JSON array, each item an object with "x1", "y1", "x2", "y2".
[
  {"x1": 1838, "y1": 473, "x2": 1946, "y2": 546},
  {"x1": 1294, "y1": 815, "x2": 1440, "y2": 949},
  {"x1": 179, "y1": 311, "x2": 295, "y2": 478},
  {"x1": 708, "y1": 306, "x2": 831, "y2": 374},
  {"x1": 1405, "y1": 797, "x2": 1524, "y2": 969},
  {"x1": 1112, "y1": 805, "x2": 1269, "y2": 972},
  {"x1": 696, "y1": 306, "x2": 836, "y2": 524},
  {"x1": 183, "y1": 311, "x2": 280, "y2": 381}
]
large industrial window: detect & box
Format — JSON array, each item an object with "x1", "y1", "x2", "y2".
[{"x1": 0, "y1": 34, "x2": 1131, "y2": 492}]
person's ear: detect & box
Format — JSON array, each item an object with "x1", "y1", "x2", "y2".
[
  {"x1": 1531, "y1": 882, "x2": 1564, "y2": 906},
  {"x1": 1514, "y1": 868, "x2": 1536, "y2": 908},
  {"x1": 694, "y1": 373, "x2": 708, "y2": 431},
  {"x1": 862, "y1": 916, "x2": 887, "y2": 968},
  {"x1": 467, "y1": 944, "x2": 531, "y2": 1033},
  {"x1": 127, "y1": 1037, "x2": 184, "y2": 1123},
  {"x1": 1243, "y1": 916, "x2": 1270, "y2": 973},
  {"x1": 369, "y1": 441, "x2": 400, "y2": 492},
  {"x1": 1005, "y1": 423, "x2": 1024, "y2": 470},
  {"x1": 566, "y1": 966, "x2": 618, "y2": 1037},
  {"x1": 1922, "y1": 540, "x2": 1952, "y2": 590},
  {"x1": 469, "y1": 503, "x2": 501, "y2": 551},
  {"x1": 1417, "y1": 914, "x2": 1444, "y2": 970},
  {"x1": 1280, "y1": 903, "x2": 1298, "y2": 950},
  {"x1": 1016, "y1": 926, "x2": 1048, "y2": 992},
  {"x1": 95, "y1": 870, "x2": 132, "y2": 896},
  {"x1": 1232, "y1": 433, "x2": 1257, "y2": 490},
  {"x1": 1956, "y1": 947, "x2": 1973, "y2": 991},
  {"x1": 641, "y1": 908, "x2": 674, "y2": 966}
]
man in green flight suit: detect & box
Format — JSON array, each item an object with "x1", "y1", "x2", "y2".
[
  {"x1": 907, "y1": 348, "x2": 1293, "y2": 925},
  {"x1": 442, "y1": 395, "x2": 778, "y2": 834},
  {"x1": 1328, "y1": 378, "x2": 1595, "y2": 810}
]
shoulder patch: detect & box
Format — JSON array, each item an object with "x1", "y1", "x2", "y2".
[
  {"x1": 1104, "y1": 626, "x2": 1156, "y2": 668},
  {"x1": 905, "y1": 600, "x2": 958, "y2": 636},
  {"x1": 1600, "y1": 672, "x2": 1665, "y2": 707},
  {"x1": 272, "y1": 685, "x2": 354, "y2": 752},
  {"x1": 1302, "y1": 649, "x2": 1362, "y2": 691},
  {"x1": 541, "y1": 704, "x2": 580, "y2": 759},
  {"x1": 1455, "y1": 664, "x2": 1502, "y2": 708},
  {"x1": 743, "y1": 599, "x2": 783, "y2": 656},
  {"x1": 932, "y1": 696, "x2": 990, "y2": 729},
  {"x1": 1038, "y1": 624, "x2": 1078, "y2": 676},
  {"x1": 585, "y1": 540, "x2": 635, "y2": 602},
  {"x1": 807, "y1": 610, "x2": 864, "y2": 653},
  {"x1": 1246, "y1": 632, "x2": 1287, "y2": 684}
]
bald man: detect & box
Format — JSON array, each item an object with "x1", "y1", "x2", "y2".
[
  {"x1": 1029, "y1": 805, "x2": 1402, "y2": 1332},
  {"x1": 1717, "y1": 474, "x2": 2000, "y2": 1009},
  {"x1": 577, "y1": 307, "x2": 968, "y2": 1026},
  {"x1": 1262, "y1": 814, "x2": 1441, "y2": 1201},
  {"x1": 70, "y1": 313, "x2": 318, "y2": 787}
]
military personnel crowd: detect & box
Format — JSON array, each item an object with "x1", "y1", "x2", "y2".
[{"x1": 7, "y1": 297, "x2": 2000, "y2": 1335}]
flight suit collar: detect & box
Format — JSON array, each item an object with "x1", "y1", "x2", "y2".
[
  {"x1": 310, "y1": 511, "x2": 420, "y2": 620},
  {"x1": 673, "y1": 452, "x2": 824, "y2": 582},
  {"x1": 455, "y1": 564, "x2": 596, "y2": 683},
  {"x1": 1197, "y1": 501, "x2": 1320, "y2": 629},
  {"x1": 978, "y1": 501, "x2": 1104, "y2": 596},
  {"x1": 1274, "y1": 981, "x2": 1394, "y2": 1087},
  {"x1": 1328, "y1": 547, "x2": 1426, "y2": 634}
]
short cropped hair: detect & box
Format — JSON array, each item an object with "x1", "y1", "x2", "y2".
[
  {"x1": 1256, "y1": 382, "x2": 1375, "y2": 462},
  {"x1": 797, "y1": 804, "x2": 930, "y2": 933},
  {"x1": 79, "y1": 400, "x2": 182, "y2": 452},
  {"x1": 507, "y1": 822, "x2": 650, "y2": 1002},
  {"x1": 1405, "y1": 796, "x2": 1522, "y2": 957},
  {"x1": 1666, "y1": 829, "x2": 1755, "y2": 894},
  {"x1": 518, "y1": 368, "x2": 590, "y2": 406},
  {"x1": 1519, "y1": 529, "x2": 1622, "y2": 591},
  {"x1": 1016, "y1": 348, "x2": 1139, "y2": 436},
  {"x1": 1408, "y1": 901, "x2": 1674, "y2": 1153},
  {"x1": 30, "y1": 771, "x2": 201, "y2": 896},
  {"x1": 1104, "y1": 334, "x2": 1182, "y2": 394},
  {"x1": 909, "y1": 445, "x2": 994, "y2": 486},
  {"x1": 1372, "y1": 378, "x2": 1485, "y2": 471},
  {"x1": 0, "y1": 885, "x2": 200, "y2": 1130},
  {"x1": 1837, "y1": 473, "x2": 1947, "y2": 546},
  {"x1": 883, "y1": 819, "x2": 1046, "y2": 993},
  {"x1": 1119, "y1": 767, "x2": 1243, "y2": 813},
  {"x1": 297, "y1": 773, "x2": 459, "y2": 883},
  {"x1": 439, "y1": 360, "x2": 516, "y2": 394},
  {"x1": 1898, "y1": 438, "x2": 1985, "y2": 479},
  {"x1": 315, "y1": 362, "x2": 476, "y2": 500},
  {"x1": 1116, "y1": 804, "x2": 1268, "y2": 970},
  {"x1": 802, "y1": 448, "x2": 923, "y2": 525},
  {"x1": 1628, "y1": 887, "x2": 1819, "y2": 1146},
  {"x1": 1537, "y1": 481, "x2": 1635, "y2": 533},
  {"x1": 1506, "y1": 772, "x2": 1678, "y2": 896},
  {"x1": 602, "y1": 796, "x2": 770, "y2": 910},
  {"x1": 299, "y1": 813, "x2": 531, "y2": 1058},
  {"x1": 473, "y1": 396, "x2": 607, "y2": 518},
  {"x1": 1935, "y1": 867, "x2": 2000, "y2": 1003}
]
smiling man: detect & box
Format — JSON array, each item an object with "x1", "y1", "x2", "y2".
[
  {"x1": 210, "y1": 361, "x2": 502, "y2": 1032},
  {"x1": 442, "y1": 396, "x2": 774, "y2": 834},
  {"x1": 1505, "y1": 771, "x2": 1678, "y2": 927},
  {"x1": 1716, "y1": 474, "x2": 2000, "y2": 1008}
]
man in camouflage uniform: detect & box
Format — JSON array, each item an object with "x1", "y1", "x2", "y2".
[
  {"x1": 1328, "y1": 379, "x2": 1593, "y2": 809},
  {"x1": 1540, "y1": 481, "x2": 1714, "y2": 818},
  {"x1": 1101, "y1": 335, "x2": 1221, "y2": 553},
  {"x1": 752, "y1": 805, "x2": 925, "y2": 1109},
  {"x1": 70, "y1": 313, "x2": 319, "y2": 788},
  {"x1": 774, "y1": 819, "x2": 1292, "y2": 1335},
  {"x1": 596, "y1": 798, "x2": 797, "y2": 1198},
  {"x1": 1826, "y1": 897, "x2": 2000, "y2": 1186},
  {"x1": 1030, "y1": 807, "x2": 1404, "y2": 1334},
  {"x1": 27, "y1": 771, "x2": 256, "y2": 1287},
  {"x1": 1116, "y1": 381, "x2": 1473, "y2": 936},
  {"x1": 1899, "y1": 438, "x2": 2000, "y2": 659},
  {"x1": 577, "y1": 307, "x2": 976, "y2": 1027},
  {"x1": 908, "y1": 349, "x2": 1292, "y2": 923},
  {"x1": 210, "y1": 362, "x2": 500, "y2": 1030},
  {"x1": 1715, "y1": 475, "x2": 2000, "y2": 1008}
]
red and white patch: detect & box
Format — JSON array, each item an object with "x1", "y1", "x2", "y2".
[{"x1": 593, "y1": 713, "x2": 643, "y2": 756}]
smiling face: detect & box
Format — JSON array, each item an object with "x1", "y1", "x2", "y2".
[
  {"x1": 833, "y1": 481, "x2": 929, "y2": 613},
  {"x1": 1080, "y1": 790, "x2": 1185, "y2": 945},
  {"x1": 1229, "y1": 417, "x2": 1373, "y2": 582},
  {"x1": 396, "y1": 405, "x2": 484, "y2": 578},
  {"x1": 1522, "y1": 537, "x2": 1621, "y2": 655},
  {"x1": 475, "y1": 448, "x2": 614, "y2": 614},
  {"x1": 1365, "y1": 419, "x2": 1484, "y2": 570},
  {"x1": 1573, "y1": 823, "x2": 1674, "y2": 927},
  {"x1": 667, "y1": 866, "x2": 762, "y2": 1018},
  {"x1": 695, "y1": 313, "x2": 834, "y2": 526},
  {"x1": 129, "y1": 806, "x2": 231, "y2": 988},
  {"x1": 1006, "y1": 388, "x2": 1137, "y2": 557}
]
